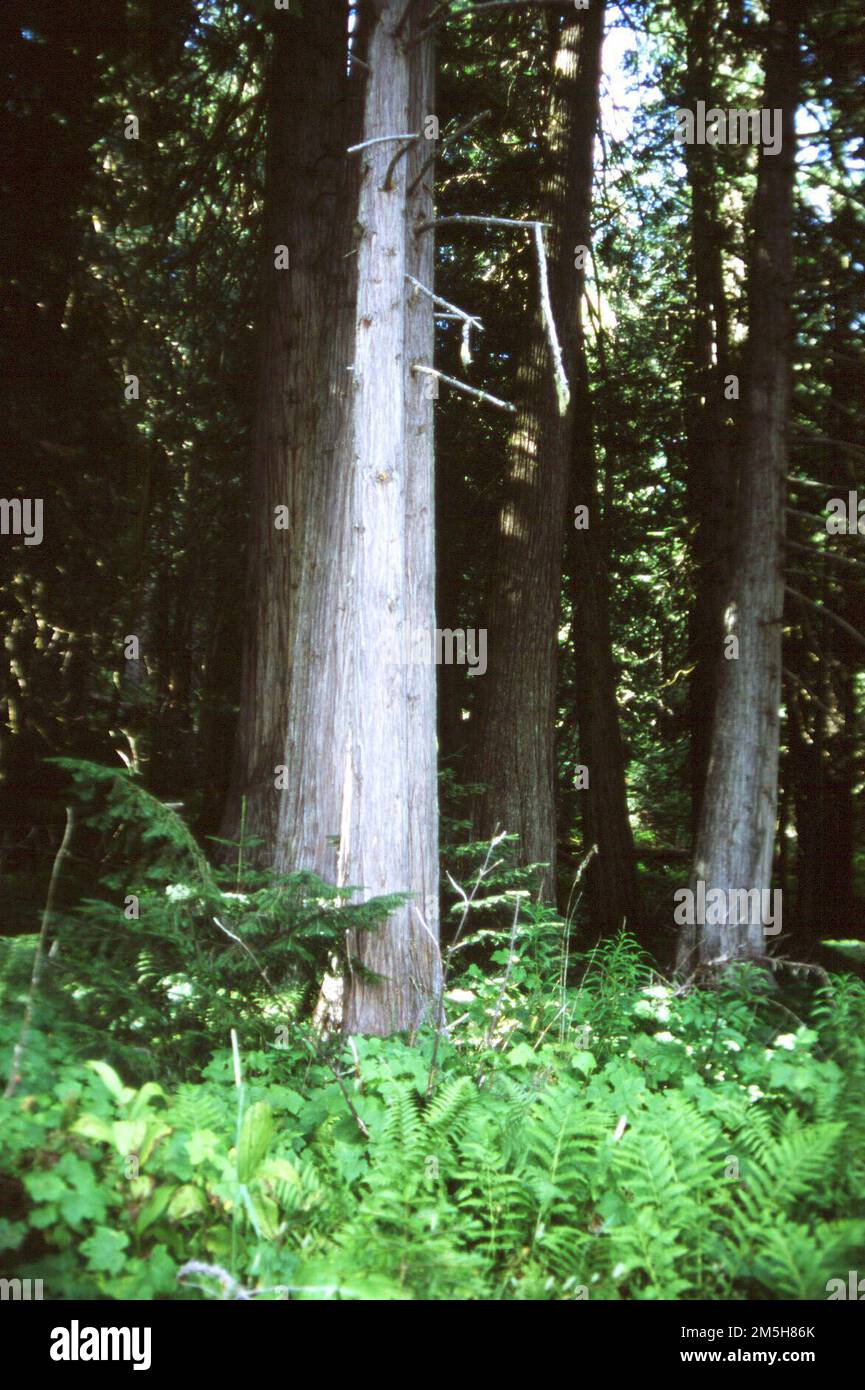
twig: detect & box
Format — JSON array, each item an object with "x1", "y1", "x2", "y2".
[
  {"x1": 214, "y1": 920, "x2": 368, "y2": 1139},
  {"x1": 407, "y1": 110, "x2": 491, "y2": 196},
  {"x1": 412, "y1": 364, "x2": 516, "y2": 412},
  {"x1": 5, "y1": 807, "x2": 75, "y2": 1099},
  {"x1": 533, "y1": 221, "x2": 570, "y2": 415},
  {"x1": 785, "y1": 538, "x2": 865, "y2": 573},
  {"x1": 413, "y1": 0, "x2": 582, "y2": 42},
  {"x1": 415, "y1": 213, "x2": 549, "y2": 234},
  {"x1": 213, "y1": 916, "x2": 275, "y2": 993},
  {"x1": 791, "y1": 430, "x2": 865, "y2": 463},
  {"x1": 177, "y1": 1260, "x2": 252, "y2": 1301},
  {"x1": 347, "y1": 133, "x2": 419, "y2": 154},
  {"x1": 382, "y1": 135, "x2": 421, "y2": 191},
  {"x1": 479, "y1": 893, "x2": 523, "y2": 1076},
  {"x1": 782, "y1": 668, "x2": 836, "y2": 718},
  {"x1": 786, "y1": 585, "x2": 865, "y2": 650},
  {"x1": 406, "y1": 275, "x2": 483, "y2": 364},
  {"x1": 426, "y1": 833, "x2": 508, "y2": 1096}
]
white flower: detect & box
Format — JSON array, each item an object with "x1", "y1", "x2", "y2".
[
  {"x1": 165, "y1": 883, "x2": 194, "y2": 902},
  {"x1": 642, "y1": 985, "x2": 672, "y2": 1000},
  {"x1": 723, "y1": 1039, "x2": 741, "y2": 1052},
  {"x1": 221, "y1": 891, "x2": 249, "y2": 904},
  {"x1": 161, "y1": 974, "x2": 194, "y2": 1002},
  {"x1": 634, "y1": 997, "x2": 671, "y2": 1022},
  {"x1": 747, "y1": 1085, "x2": 764, "y2": 1102},
  {"x1": 774, "y1": 1033, "x2": 796, "y2": 1051},
  {"x1": 655, "y1": 1031, "x2": 676, "y2": 1043}
]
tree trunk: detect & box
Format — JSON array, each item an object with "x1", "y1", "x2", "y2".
[
  {"x1": 678, "y1": 0, "x2": 798, "y2": 972},
  {"x1": 681, "y1": 0, "x2": 735, "y2": 832},
  {"x1": 221, "y1": 3, "x2": 363, "y2": 860},
  {"x1": 241, "y1": 0, "x2": 439, "y2": 1034},
  {"x1": 564, "y1": 4, "x2": 639, "y2": 935},
  {"x1": 467, "y1": 3, "x2": 607, "y2": 902}
]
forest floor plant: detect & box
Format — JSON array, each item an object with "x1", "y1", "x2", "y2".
[{"x1": 1, "y1": 766, "x2": 864, "y2": 1299}]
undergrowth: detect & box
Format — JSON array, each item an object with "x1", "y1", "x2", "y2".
[{"x1": 1, "y1": 763, "x2": 864, "y2": 1300}]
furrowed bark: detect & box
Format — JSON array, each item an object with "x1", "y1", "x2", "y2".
[
  {"x1": 678, "y1": 0, "x2": 798, "y2": 972},
  {"x1": 222, "y1": 4, "x2": 363, "y2": 861},
  {"x1": 467, "y1": 3, "x2": 607, "y2": 902}
]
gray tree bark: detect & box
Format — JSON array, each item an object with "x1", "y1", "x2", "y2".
[
  {"x1": 678, "y1": 0, "x2": 799, "y2": 972},
  {"x1": 222, "y1": 2, "x2": 363, "y2": 861},
  {"x1": 680, "y1": 0, "x2": 735, "y2": 833},
  {"x1": 467, "y1": 4, "x2": 608, "y2": 902},
  {"x1": 223, "y1": 2, "x2": 441, "y2": 1035}
]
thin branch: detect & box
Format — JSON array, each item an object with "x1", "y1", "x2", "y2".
[
  {"x1": 214, "y1": 920, "x2": 368, "y2": 1139},
  {"x1": 786, "y1": 506, "x2": 822, "y2": 526},
  {"x1": 406, "y1": 274, "x2": 483, "y2": 365},
  {"x1": 415, "y1": 213, "x2": 549, "y2": 234},
  {"x1": 392, "y1": 0, "x2": 420, "y2": 40},
  {"x1": 213, "y1": 916, "x2": 275, "y2": 993},
  {"x1": 382, "y1": 135, "x2": 421, "y2": 191},
  {"x1": 785, "y1": 474, "x2": 840, "y2": 491},
  {"x1": 414, "y1": 0, "x2": 582, "y2": 41},
  {"x1": 479, "y1": 893, "x2": 524, "y2": 1084},
  {"x1": 785, "y1": 538, "x2": 865, "y2": 574},
  {"x1": 457, "y1": 0, "x2": 584, "y2": 9},
  {"x1": 426, "y1": 832, "x2": 508, "y2": 1096},
  {"x1": 412, "y1": 363, "x2": 516, "y2": 412},
  {"x1": 5, "y1": 807, "x2": 75, "y2": 1099},
  {"x1": 533, "y1": 221, "x2": 570, "y2": 415},
  {"x1": 786, "y1": 586, "x2": 865, "y2": 651},
  {"x1": 347, "y1": 133, "x2": 419, "y2": 154},
  {"x1": 782, "y1": 668, "x2": 837, "y2": 719},
  {"x1": 791, "y1": 430, "x2": 865, "y2": 463},
  {"x1": 407, "y1": 109, "x2": 492, "y2": 196}
]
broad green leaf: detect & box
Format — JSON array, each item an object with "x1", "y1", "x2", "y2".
[
  {"x1": 237, "y1": 1100, "x2": 274, "y2": 1183},
  {"x1": 87, "y1": 1060, "x2": 133, "y2": 1106}
]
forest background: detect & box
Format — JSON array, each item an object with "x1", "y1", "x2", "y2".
[{"x1": 1, "y1": 0, "x2": 865, "y2": 1304}]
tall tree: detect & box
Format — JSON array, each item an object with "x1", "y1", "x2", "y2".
[
  {"x1": 678, "y1": 0, "x2": 799, "y2": 972},
  {"x1": 224, "y1": 0, "x2": 441, "y2": 1034},
  {"x1": 679, "y1": 0, "x2": 735, "y2": 830},
  {"x1": 221, "y1": 2, "x2": 362, "y2": 859},
  {"x1": 467, "y1": 2, "x2": 610, "y2": 902},
  {"x1": 565, "y1": 0, "x2": 640, "y2": 934}
]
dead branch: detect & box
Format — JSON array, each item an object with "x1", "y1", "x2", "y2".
[
  {"x1": 533, "y1": 221, "x2": 570, "y2": 415},
  {"x1": 415, "y1": 212, "x2": 550, "y2": 234},
  {"x1": 407, "y1": 110, "x2": 492, "y2": 196},
  {"x1": 412, "y1": 363, "x2": 516, "y2": 412},
  {"x1": 784, "y1": 538, "x2": 865, "y2": 573},
  {"x1": 786, "y1": 585, "x2": 865, "y2": 650},
  {"x1": 347, "y1": 133, "x2": 419, "y2": 154},
  {"x1": 383, "y1": 135, "x2": 421, "y2": 190}
]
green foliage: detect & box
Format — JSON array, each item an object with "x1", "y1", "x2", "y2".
[
  {"x1": 6, "y1": 760, "x2": 410, "y2": 1081},
  {"x1": 4, "y1": 917, "x2": 864, "y2": 1301}
]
